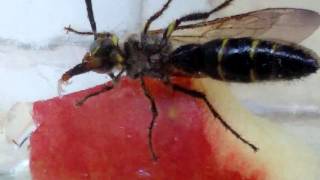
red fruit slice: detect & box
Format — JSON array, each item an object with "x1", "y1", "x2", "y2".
[{"x1": 29, "y1": 77, "x2": 317, "y2": 180}]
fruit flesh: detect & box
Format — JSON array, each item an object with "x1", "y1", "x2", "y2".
[{"x1": 30, "y1": 77, "x2": 318, "y2": 180}]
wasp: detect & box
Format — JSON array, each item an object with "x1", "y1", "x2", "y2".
[{"x1": 59, "y1": 0, "x2": 320, "y2": 160}]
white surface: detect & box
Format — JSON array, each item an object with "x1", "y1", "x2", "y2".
[
  {"x1": 0, "y1": 0, "x2": 143, "y2": 178},
  {"x1": 0, "y1": 0, "x2": 143, "y2": 112},
  {"x1": 0, "y1": 0, "x2": 319, "y2": 111},
  {"x1": 0, "y1": 0, "x2": 319, "y2": 179},
  {"x1": 0, "y1": 0, "x2": 142, "y2": 46}
]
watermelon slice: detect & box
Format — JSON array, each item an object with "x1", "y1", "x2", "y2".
[{"x1": 28, "y1": 77, "x2": 319, "y2": 180}]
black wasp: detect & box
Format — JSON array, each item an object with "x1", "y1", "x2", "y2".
[{"x1": 59, "y1": 0, "x2": 320, "y2": 160}]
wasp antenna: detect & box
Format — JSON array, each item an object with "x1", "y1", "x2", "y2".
[
  {"x1": 85, "y1": 0, "x2": 97, "y2": 39},
  {"x1": 161, "y1": 0, "x2": 234, "y2": 43},
  {"x1": 64, "y1": 25, "x2": 95, "y2": 36},
  {"x1": 143, "y1": 0, "x2": 173, "y2": 35}
]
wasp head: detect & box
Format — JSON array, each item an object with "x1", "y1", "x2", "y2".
[
  {"x1": 60, "y1": 33, "x2": 124, "y2": 82},
  {"x1": 58, "y1": 33, "x2": 124, "y2": 95},
  {"x1": 85, "y1": 33, "x2": 124, "y2": 71}
]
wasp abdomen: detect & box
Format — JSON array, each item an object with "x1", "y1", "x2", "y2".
[{"x1": 170, "y1": 37, "x2": 319, "y2": 82}]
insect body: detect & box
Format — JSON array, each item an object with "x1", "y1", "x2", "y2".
[
  {"x1": 60, "y1": 0, "x2": 320, "y2": 160},
  {"x1": 170, "y1": 37, "x2": 319, "y2": 82}
]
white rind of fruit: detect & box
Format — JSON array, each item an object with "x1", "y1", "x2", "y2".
[{"x1": 196, "y1": 78, "x2": 320, "y2": 180}]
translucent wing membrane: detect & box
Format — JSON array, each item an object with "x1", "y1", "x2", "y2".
[{"x1": 149, "y1": 8, "x2": 320, "y2": 47}]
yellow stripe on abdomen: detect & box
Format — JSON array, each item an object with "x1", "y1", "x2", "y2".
[
  {"x1": 250, "y1": 40, "x2": 260, "y2": 60},
  {"x1": 218, "y1": 38, "x2": 229, "y2": 62},
  {"x1": 217, "y1": 39, "x2": 229, "y2": 80}
]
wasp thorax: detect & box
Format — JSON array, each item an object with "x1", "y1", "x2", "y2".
[{"x1": 141, "y1": 33, "x2": 171, "y2": 55}]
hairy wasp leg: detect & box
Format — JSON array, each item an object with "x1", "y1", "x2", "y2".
[
  {"x1": 169, "y1": 83, "x2": 258, "y2": 152},
  {"x1": 64, "y1": 25, "x2": 95, "y2": 36},
  {"x1": 143, "y1": 0, "x2": 173, "y2": 34},
  {"x1": 76, "y1": 84, "x2": 114, "y2": 106},
  {"x1": 85, "y1": 0, "x2": 97, "y2": 39},
  {"x1": 140, "y1": 77, "x2": 159, "y2": 161},
  {"x1": 161, "y1": 0, "x2": 234, "y2": 43}
]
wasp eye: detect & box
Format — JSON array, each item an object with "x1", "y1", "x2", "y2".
[{"x1": 90, "y1": 37, "x2": 115, "y2": 57}]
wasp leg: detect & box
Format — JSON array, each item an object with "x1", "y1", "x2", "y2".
[
  {"x1": 12, "y1": 133, "x2": 32, "y2": 148},
  {"x1": 140, "y1": 77, "x2": 159, "y2": 161},
  {"x1": 76, "y1": 84, "x2": 114, "y2": 106},
  {"x1": 64, "y1": 25, "x2": 95, "y2": 36},
  {"x1": 85, "y1": 0, "x2": 97, "y2": 39},
  {"x1": 76, "y1": 70, "x2": 125, "y2": 106},
  {"x1": 161, "y1": 0, "x2": 234, "y2": 43},
  {"x1": 169, "y1": 83, "x2": 258, "y2": 152},
  {"x1": 143, "y1": 0, "x2": 173, "y2": 34}
]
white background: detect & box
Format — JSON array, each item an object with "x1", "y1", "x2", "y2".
[{"x1": 0, "y1": 0, "x2": 318, "y2": 111}]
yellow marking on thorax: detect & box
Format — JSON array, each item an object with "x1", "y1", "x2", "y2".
[
  {"x1": 110, "y1": 51, "x2": 124, "y2": 68},
  {"x1": 250, "y1": 40, "x2": 260, "y2": 59},
  {"x1": 91, "y1": 44, "x2": 100, "y2": 55},
  {"x1": 166, "y1": 21, "x2": 177, "y2": 38},
  {"x1": 115, "y1": 53, "x2": 124, "y2": 63},
  {"x1": 111, "y1": 35, "x2": 119, "y2": 46}
]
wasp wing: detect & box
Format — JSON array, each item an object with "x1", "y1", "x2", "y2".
[{"x1": 149, "y1": 8, "x2": 320, "y2": 47}]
